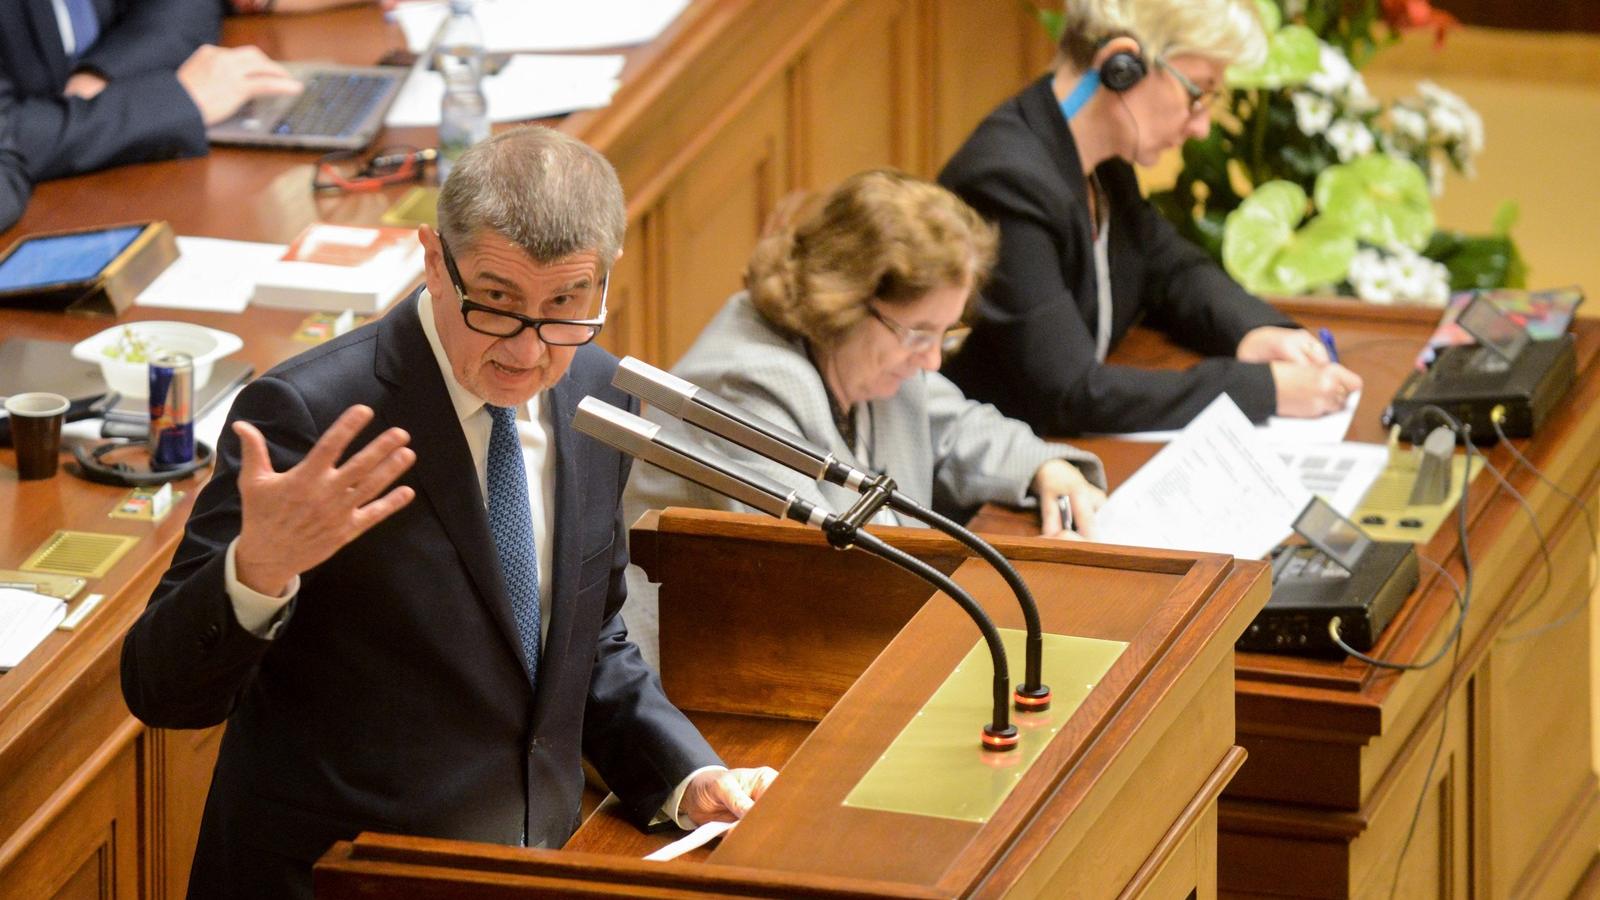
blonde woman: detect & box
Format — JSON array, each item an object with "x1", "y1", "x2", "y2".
[{"x1": 939, "y1": 0, "x2": 1362, "y2": 436}]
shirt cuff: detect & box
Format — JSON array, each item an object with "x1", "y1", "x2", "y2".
[
  {"x1": 225, "y1": 538, "x2": 299, "y2": 637},
  {"x1": 657, "y1": 764, "x2": 728, "y2": 830}
]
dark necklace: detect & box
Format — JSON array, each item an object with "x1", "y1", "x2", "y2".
[{"x1": 807, "y1": 341, "x2": 857, "y2": 448}]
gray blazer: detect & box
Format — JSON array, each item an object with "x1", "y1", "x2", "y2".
[{"x1": 625, "y1": 292, "x2": 1105, "y2": 529}]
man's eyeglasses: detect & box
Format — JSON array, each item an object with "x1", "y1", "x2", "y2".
[
  {"x1": 439, "y1": 236, "x2": 608, "y2": 346},
  {"x1": 1155, "y1": 58, "x2": 1221, "y2": 116},
  {"x1": 312, "y1": 146, "x2": 436, "y2": 193},
  {"x1": 867, "y1": 304, "x2": 971, "y2": 354}
]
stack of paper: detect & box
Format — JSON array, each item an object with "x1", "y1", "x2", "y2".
[
  {"x1": 385, "y1": 54, "x2": 627, "y2": 128},
  {"x1": 136, "y1": 236, "x2": 287, "y2": 313},
  {"x1": 394, "y1": 0, "x2": 691, "y2": 52},
  {"x1": 0, "y1": 588, "x2": 67, "y2": 671},
  {"x1": 1094, "y1": 395, "x2": 1312, "y2": 560},
  {"x1": 252, "y1": 224, "x2": 424, "y2": 314}
]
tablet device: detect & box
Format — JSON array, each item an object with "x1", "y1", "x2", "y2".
[{"x1": 0, "y1": 222, "x2": 177, "y2": 315}]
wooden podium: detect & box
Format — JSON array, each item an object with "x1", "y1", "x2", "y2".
[{"x1": 316, "y1": 509, "x2": 1269, "y2": 897}]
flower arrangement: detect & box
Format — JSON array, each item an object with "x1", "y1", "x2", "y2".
[{"x1": 1126, "y1": 0, "x2": 1526, "y2": 305}]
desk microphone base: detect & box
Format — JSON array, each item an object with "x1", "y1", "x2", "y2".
[{"x1": 1239, "y1": 541, "x2": 1418, "y2": 656}]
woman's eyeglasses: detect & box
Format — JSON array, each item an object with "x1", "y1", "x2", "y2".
[
  {"x1": 1155, "y1": 58, "x2": 1221, "y2": 116},
  {"x1": 439, "y1": 236, "x2": 608, "y2": 346},
  {"x1": 867, "y1": 304, "x2": 971, "y2": 354}
]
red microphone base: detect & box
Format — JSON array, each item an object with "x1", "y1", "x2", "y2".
[
  {"x1": 1014, "y1": 683, "x2": 1052, "y2": 713},
  {"x1": 982, "y1": 723, "x2": 1020, "y2": 752}
]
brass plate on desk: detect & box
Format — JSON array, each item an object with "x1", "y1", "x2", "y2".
[
  {"x1": 21, "y1": 531, "x2": 139, "y2": 579},
  {"x1": 842, "y1": 628, "x2": 1126, "y2": 823},
  {"x1": 0, "y1": 568, "x2": 86, "y2": 600},
  {"x1": 1353, "y1": 454, "x2": 1484, "y2": 543}
]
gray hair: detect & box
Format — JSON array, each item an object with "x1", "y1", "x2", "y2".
[
  {"x1": 436, "y1": 125, "x2": 626, "y2": 267},
  {"x1": 1058, "y1": 0, "x2": 1266, "y2": 70}
]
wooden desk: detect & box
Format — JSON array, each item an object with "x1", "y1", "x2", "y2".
[
  {"x1": 0, "y1": 3, "x2": 1056, "y2": 898},
  {"x1": 976, "y1": 298, "x2": 1600, "y2": 898}
]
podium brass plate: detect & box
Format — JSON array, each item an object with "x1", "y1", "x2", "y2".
[{"x1": 842, "y1": 628, "x2": 1126, "y2": 823}]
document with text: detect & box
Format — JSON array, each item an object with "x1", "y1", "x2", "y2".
[{"x1": 1095, "y1": 395, "x2": 1311, "y2": 559}]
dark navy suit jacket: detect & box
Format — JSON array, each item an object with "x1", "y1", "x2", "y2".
[
  {"x1": 122, "y1": 291, "x2": 720, "y2": 899},
  {"x1": 939, "y1": 74, "x2": 1297, "y2": 435},
  {"x1": 0, "y1": 0, "x2": 219, "y2": 193}
]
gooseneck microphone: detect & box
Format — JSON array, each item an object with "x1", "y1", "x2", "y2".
[
  {"x1": 574, "y1": 396, "x2": 1021, "y2": 751},
  {"x1": 612, "y1": 357, "x2": 1053, "y2": 711}
]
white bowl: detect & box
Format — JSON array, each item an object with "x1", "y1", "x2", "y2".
[{"x1": 70, "y1": 321, "x2": 243, "y2": 400}]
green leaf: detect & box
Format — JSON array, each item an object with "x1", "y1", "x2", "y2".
[
  {"x1": 1222, "y1": 180, "x2": 1358, "y2": 295},
  {"x1": 1255, "y1": 0, "x2": 1281, "y2": 33},
  {"x1": 1227, "y1": 24, "x2": 1320, "y2": 89},
  {"x1": 1491, "y1": 200, "x2": 1520, "y2": 237},
  {"x1": 1314, "y1": 155, "x2": 1435, "y2": 251}
]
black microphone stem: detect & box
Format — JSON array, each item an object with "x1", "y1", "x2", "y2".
[
  {"x1": 886, "y1": 492, "x2": 1050, "y2": 710},
  {"x1": 848, "y1": 530, "x2": 1018, "y2": 749}
]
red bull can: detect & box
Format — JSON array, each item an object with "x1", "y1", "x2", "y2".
[{"x1": 149, "y1": 352, "x2": 195, "y2": 470}]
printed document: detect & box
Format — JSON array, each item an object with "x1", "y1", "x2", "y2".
[
  {"x1": 1095, "y1": 395, "x2": 1311, "y2": 559},
  {"x1": 1102, "y1": 391, "x2": 1360, "y2": 445},
  {"x1": 385, "y1": 54, "x2": 626, "y2": 128},
  {"x1": 395, "y1": 0, "x2": 691, "y2": 53}
]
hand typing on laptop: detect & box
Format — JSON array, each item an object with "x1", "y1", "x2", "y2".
[{"x1": 177, "y1": 45, "x2": 304, "y2": 126}]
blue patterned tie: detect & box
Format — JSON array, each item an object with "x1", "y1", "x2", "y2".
[
  {"x1": 63, "y1": 0, "x2": 100, "y2": 57},
  {"x1": 486, "y1": 405, "x2": 541, "y2": 679}
]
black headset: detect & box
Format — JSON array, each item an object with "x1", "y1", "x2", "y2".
[
  {"x1": 71, "y1": 439, "x2": 215, "y2": 486},
  {"x1": 1100, "y1": 45, "x2": 1148, "y2": 93}
]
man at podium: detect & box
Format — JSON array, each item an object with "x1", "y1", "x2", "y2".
[{"x1": 121, "y1": 126, "x2": 773, "y2": 899}]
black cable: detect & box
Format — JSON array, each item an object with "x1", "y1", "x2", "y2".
[
  {"x1": 1477, "y1": 455, "x2": 1556, "y2": 630},
  {"x1": 1491, "y1": 414, "x2": 1600, "y2": 643}
]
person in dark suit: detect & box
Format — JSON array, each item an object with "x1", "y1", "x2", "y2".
[
  {"x1": 939, "y1": 0, "x2": 1363, "y2": 436},
  {"x1": 0, "y1": 0, "x2": 302, "y2": 222},
  {"x1": 0, "y1": 96, "x2": 28, "y2": 232},
  {"x1": 121, "y1": 126, "x2": 775, "y2": 900}
]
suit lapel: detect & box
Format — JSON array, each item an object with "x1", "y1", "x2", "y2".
[
  {"x1": 374, "y1": 294, "x2": 535, "y2": 686},
  {"x1": 1019, "y1": 74, "x2": 1094, "y2": 219},
  {"x1": 24, "y1": 0, "x2": 71, "y2": 85},
  {"x1": 534, "y1": 373, "x2": 585, "y2": 708}
]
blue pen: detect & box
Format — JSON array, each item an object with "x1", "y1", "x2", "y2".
[{"x1": 1318, "y1": 327, "x2": 1340, "y2": 365}]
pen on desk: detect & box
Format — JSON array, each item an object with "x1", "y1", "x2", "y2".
[
  {"x1": 1056, "y1": 496, "x2": 1074, "y2": 534},
  {"x1": 1318, "y1": 327, "x2": 1341, "y2": 365}
]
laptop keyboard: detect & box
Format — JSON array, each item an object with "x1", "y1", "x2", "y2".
[{"x1": 272, "y1": 73, "x2": 392, "y2": 138}]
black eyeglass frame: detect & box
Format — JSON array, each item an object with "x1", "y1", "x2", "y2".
[
  {"x1": 1154, "y1": 57, "x2": 1221, "y2": 116},
  {"x1": 439, "y1": 235, "x2": 609, "y2": 346}
]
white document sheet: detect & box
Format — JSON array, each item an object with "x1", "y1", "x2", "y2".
[
  {"x1": 1274, "y1": 441, "x2": 1389, "y2": 518},
  {"x1": 1094, "y1": 395, "x2": 1311, "y2": 559},
  {"x1": 394, "y1": 0, "x2": 691, "y2": 53},
  {"x1": 1103, "y1": 391, "x2": 1361, "y2": 445},
  {"x1": 0, "y1": 588, "x2": 68, "y2": 671},
  {"x1": 385, "y1": 53, "x2": 626, "y2": 127},
  {"x1": 135, "y1": 237, "x2": 287, "y2": 313},
  {"x1": 643, "y1": 819, "x2": 736, "y2": 861}
]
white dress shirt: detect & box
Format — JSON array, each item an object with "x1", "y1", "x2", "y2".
[{"x1": 222, "y1": 290, "x2": 716, "y2": 829}]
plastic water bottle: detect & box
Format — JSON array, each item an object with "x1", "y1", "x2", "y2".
[{"x1": 436, "y1": 0, "x2": 489, "y2": 183}]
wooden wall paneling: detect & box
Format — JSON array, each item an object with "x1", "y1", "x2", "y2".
[
  {"x1": 926, "y1": 0, "x2": 1055, "y2": 173},
  {"x1": 148, "y1": 726, "x2": 223, "y2": 900},
  {"x1": 595, "y1": 216, "x2": 653, "y2": 364},
  {"x1": 1349, "y1": 679, "x2": 1470, "y2": 899},
  {"x1": 1481, "y1": 516, "x2": 1600, "y2": 898},
  {"x1": 791, "y1": 0, "x2": 921, "y2": 189},
  {"x1": 657, "y1": 79, "x2": 789, "y2": 367},
  {"x1": 0, "y1": 721, "x2": 140, "y2": 900}
]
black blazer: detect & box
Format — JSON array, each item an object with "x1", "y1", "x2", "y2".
[
  {"x1": 939, "y1": 74, "x2": 1296, "y2": 435},
  {"x1": 121, "y1": 292, "x2": 720, "y2": 900},
  {"x1": 0, "y1": 0, "x2": 218, "y2": 184}
]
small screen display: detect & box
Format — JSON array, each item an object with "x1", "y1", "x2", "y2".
[
  {"x1": 1457, "y1": 294, "x2": 1530, "y2": 362},
  {"x1": 0, "y1": 226, "x2": 145, "y2": 292},
  {"x1": 1293, "y1": 496, "x2": 1371, "y2": 572}
]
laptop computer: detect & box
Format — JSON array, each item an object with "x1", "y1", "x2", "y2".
[{"x1": 207, "y1": 62, "x2": 409, "y2": 152}]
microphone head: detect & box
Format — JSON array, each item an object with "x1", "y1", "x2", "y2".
[
  {"x1": 574, "y1": 395, "x2": 660, "y2": 451},
  {"x1": 614, "y1": 357, "x2": 697, "y2": 417}
]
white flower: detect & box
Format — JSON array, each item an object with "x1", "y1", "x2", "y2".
[
  {"x1": 1326, "y1": 119, "x2": 1375, "y2": 162},
  {"x1": 1343, "y1": 73, "x2": 1379, "y2": 113},
  {"x1": 1308, "y1": 43, "x2": 1354, "y2": 97},
  {"x1": 1292, "y1": 92, "x2": 1335, "y2": 136},
  {"x1": 1427, "y1": 104, "x2": 1467, "y2": 142},
  {"x1": 1391, "y1": 106, "x2": 1428, "y2": 143},
  {"x1": 1349, "y1": 248, "x2": 1398, "y2": 304}
]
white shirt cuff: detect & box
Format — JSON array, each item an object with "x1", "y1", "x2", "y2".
[
  {"x1": 224, "y1": 538, "x2": 299, "y2": 638},
  {"x1": 659, "y1": 764, "x2": 728, "y2": 830}
]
